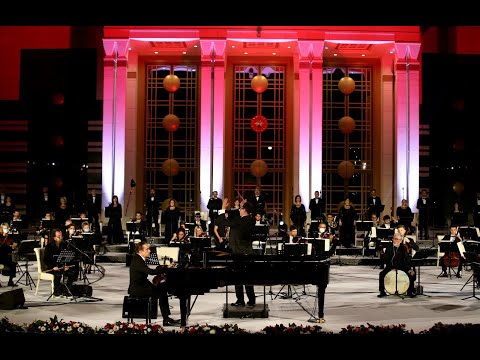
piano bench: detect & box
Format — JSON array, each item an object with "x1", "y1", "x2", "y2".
[{"x1": 122, "y1": 296, "x2": 158, "y2": 324}]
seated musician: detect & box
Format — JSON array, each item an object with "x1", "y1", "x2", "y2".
[
  {"x1": 380, "y1": 214, "x2": 395, "y2": 229},
  {"x1": 439, "y1": 224, "x2": 465, "y2": 278},
  {"x1": 397, "y1": 224, "x2": 419, "y2": 254},
  {"x1": 132, "y1": 211, "x2": 147, "y2": 239},
  {"x1": 317, "y1": 222, "x2": 339, "y2": 256},
  {"x1": 44, "y1": 229, "x2": 77, "y2": 296},
  {"x1": 193, "y1": 212, "x2": 207, "y2": 232},
  {"x1": 325, "y1": 213, "x2": 338, "y2": 235},
  {"x1": 253, "y1": 212, "x2": 268, "y2": 239},
  {"x1": 396, "y1": 199, "x2": 413, "y2": 229},
  {"x1": 171, "y1": 227, "x2": 190, "y2": 244},
  {"x1": 129, "y1": 241, "x2": 180, "y2": 326},
  {"x1": 378, "y1": 232, "x2": 416, "y2": 298},
  {"x1": 0, "y1": 222, "x2": 18, "y2": 287},
  {"x1": 282, "y1": 225, "x2": 298, "y2": 244},
  {"x1": 363, "y1": 213, "x2": 380, "y2": 256}
]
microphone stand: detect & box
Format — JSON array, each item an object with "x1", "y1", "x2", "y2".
[{"x1": 65, "y1": 239, "x2": 104, "y2": 300}]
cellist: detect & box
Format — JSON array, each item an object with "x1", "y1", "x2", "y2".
[{"x1": 439, "y1": 225, "x2": 465, "y2": 278}]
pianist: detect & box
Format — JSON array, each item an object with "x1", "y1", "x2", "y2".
[
  {"x1": 217, "y1": 198, "x2": 256, "y2": 307},
  {"x1": 128, "y1": 241, "x2": 180, "y2": 326}
]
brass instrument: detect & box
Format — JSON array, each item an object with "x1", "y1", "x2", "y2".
[{"x1": 327, "y1": 220, "x2": 338, "y2": 229}]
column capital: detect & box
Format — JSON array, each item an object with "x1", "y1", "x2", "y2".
[
  {"x1": 103, "y1": 38, "x2": 130, "y2": 60},
  {"x1": 298, "y1": 40, "x2": 324, "y2": 61},
  {"x1": 200, "y1": 39, "x2": 227, "y2": 62},
  {"x1": 394, "y1": 42, "x2": 421, "y2": 62}
]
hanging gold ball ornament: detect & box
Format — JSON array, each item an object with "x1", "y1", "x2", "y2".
[
  {"x1": 162, "y1": 114, "x2": 180, "y2": 132},
  {"x1": 453, "y1": 181, "x2": 464, "y2": 194},
  {"x1": 162, "y1": 159, "x2": 180, "y2": 177},
  {"x1": 337, "y1": 160, "x2": 355, "y2": 179},
  {"x1": 338, "y1": 76, "x2": 355, "y2": 95},
  {"x1": 250, "y1": 159, "x2": 268, "y2": 177},
  {"x1": 338, "y1": 116, "x2": 356, "y2": 134},
  {"x1": 251, "y1": 75, "x2": 268, "y2": 93},
  {"x1": 163, "y1": 74, "x2": 180, "y2": 92}
]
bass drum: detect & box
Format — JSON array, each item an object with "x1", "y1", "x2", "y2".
[{"x1": 384, "y1": 269, "x2": 409, "y2": 295}]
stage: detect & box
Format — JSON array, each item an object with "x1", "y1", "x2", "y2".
[{"x1": 1, "y1": 260, "x2": 479, "y2": 336}]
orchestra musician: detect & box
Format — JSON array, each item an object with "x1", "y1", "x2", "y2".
[
  {"x1": 290, "y1": 195, "x2": 307, "y2": 237},
  {"x1": 473, "y1": 192, "x2": 480, "y2": 229},
  {"x1": 363, "y1": 213, "x2": 380, "y2": 256},
  {"x1": 248, "y1": 186, "x2": 266, "y2": 217},
  {"x1": 145, "y1": 188, "x2": 160, "y2": 237},
  {"x1": 86, "y1": 189, "x2": 101, "y2": 233},
  {"x1": 396, "y1": 199, "x2": 414, "y2": 231},
  {"x1": 193, "y1": 212, "x2": 207, "y2": 233},
  {"x1": 213, "y1": 210, "x2": 229, "y2": 251},
  {"x1": 439, "y1": 224, "x2": 465, "y2": 278},
  {"x1": 337, "y1": 197, "x2": 358, "y2": 248},
  {"x1": 309, "y1": 191, "x2": 325, "y2": 235},
  {"x1": 129, "y1": 241, "x2": 180, "y2": 327},
  {"x1": 416, "y1": 189, "x2": 432, "y2": 240},
  {"x1": 161, "y1": 198, "x2": 181, "y2": 246},
  {"x1": 317, "y1": 221, "x2": 339, "y2": 256},
  {"x1": 105, "y1": 195, "x2": 123, "y2": 244},
  {"x1": 44, "y1": 229, "x2": 77, "y2": 296},
  {"x1": 207, "y1": 191, "x2": 222, "y2": 237},
  {"x1": 325, "y1": 213, "x2": 338, "y2": 235},
  {"x1": 282, "y1": 225, "x2": 299, "y2": 244},
  {"x1": 367, "y1": 189, "x2": 384, "y2": 219},
  {"x1": 378, "y1": 232, "x2": 417, "y2": 298},
  {"x1": 0, "y1": 222, "x2": 18, "y2": 287}
]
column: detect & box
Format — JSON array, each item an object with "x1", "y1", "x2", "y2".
[
  {"x1": 199, "y1": 39, "x2": 226, "y2": 210},
  {"x1": 297, "y1": 41, "x2": 324, "y2": 206},
  {"x1": 102, "y1": 38, "x2": 129, "y2": 216},
  {"x1": 394, "y1": 43, "x2": 421, "y2": 211}
]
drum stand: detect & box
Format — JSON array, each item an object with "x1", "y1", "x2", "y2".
[
  {"x1": 392, "y1": 269, "x2": 406, "y2": 299},
  {"x1": 412, "y1": 259, "x2": 430, "y2": 297}
]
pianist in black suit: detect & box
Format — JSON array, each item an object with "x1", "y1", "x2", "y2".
[
  {"x1": 128, "y1": 241, "x2": 180, "y2": 326},
  {"x1": 218, "y1": 198, "x2": 256, "y2": 307}
]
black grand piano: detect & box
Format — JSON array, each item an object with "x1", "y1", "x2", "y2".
[{"x1": 165, "y1": 251, "x2": 330, "y2": 326}]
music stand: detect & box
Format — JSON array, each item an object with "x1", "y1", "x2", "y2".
[
  {"x1": 283, "y1": 243, "x2": 308, "y2": 257},
  {"x1": 14, "y1": 239, "x2": 40, "y2": 289},
  {"x1": 11, "y1": 219, "x2": 25, "y2": 231},
  {"x1": 356, "y1": 221, "x2": 373, "y2": 232},
  {"x1": 460, "y1": 252, "x2": 480, "y2": 298},
  {"x1": 71, "y1": 217, "x2": 88, "y2": 229},
  {"x1": 459, "y1": 226, "x2": 479, "y2": 241},
  {"x1": 376, "y1": 228, "x2": 394, "y2": 240},
  {"x1": 412, "y1": 249, "x2": 432, "y2": 297}
]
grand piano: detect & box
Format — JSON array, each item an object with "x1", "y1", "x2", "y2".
[{"x1": 165, "y1": 251, "x2": 330, "y2": 327}]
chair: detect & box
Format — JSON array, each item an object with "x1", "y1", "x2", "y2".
[
  {"x1": 437, "y1": 235, "x2": 445, "y2": 267},
  {"x1": 33, "y1": 247, "x2": 55, "y2": 296}
]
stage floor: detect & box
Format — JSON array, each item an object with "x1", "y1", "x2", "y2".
[{"x1": 1, "y1": 260, "x2": 479, "y2": 335}]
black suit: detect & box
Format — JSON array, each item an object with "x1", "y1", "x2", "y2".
[
  {"x1": 367, "y1": 196, "x2": 384, "y2": 218},
  {"x1": 128, "y1": 253, "x2": 171, "y2": 319},
  {"x1": 416, "y1": 197, "x2": 432, "y2": 239},
  {"x1": 86, "y1": 195, "x2": 101, "y2": 231},
  {"x1": 474, "y1": 198, "x2": 480, "y2": 228},
  {"x1": 220, "y1": 211, "x2": 256, "y2": 304},
  {"x1": 248, "y1": 194, "x2": 266, "y2": 217},
  {"x1": 207, "y1": 197, "x2": 222, "y2": 235},
  {"x1": 309, "y1": 197, "x2": 324, "y2": 235},
  {"x1": 145, "y1": 194, "x2": 161, "y2": 237}
]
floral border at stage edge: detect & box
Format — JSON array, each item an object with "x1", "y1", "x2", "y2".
[{"x1": 2, "y1": 317, "x2": 480, "y2": 335}]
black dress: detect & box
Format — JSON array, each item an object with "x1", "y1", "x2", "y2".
[
  {"x1": 290, "y1": 204, "x2": 307, "y2": 237},
  {"x1": 337, "y1": 205, "x2": 358, "y2": 247},
  {"x1": 106, "y1": 203, "x2": 123, "y2": 244},
  {"x1": 162, "y1": 207, "x2": 181, "y2": 244}
]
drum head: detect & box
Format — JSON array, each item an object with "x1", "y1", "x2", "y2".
[{"x1": 384, "y1": 269, "x2": 409, "y2": 295}]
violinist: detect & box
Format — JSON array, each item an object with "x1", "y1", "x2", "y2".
[
  {"x1": 397, "y1": 224, "x2": 419, "y2": 255},
  {"x1": 0, "y1": 222, "x2": 18, "y2": 287},
  {"x1": 439, "y1": 225, "x2": 465, "y2": 278},
  {"x1": 128, "y1": 241, "x2": 180, "y2": 327}
]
